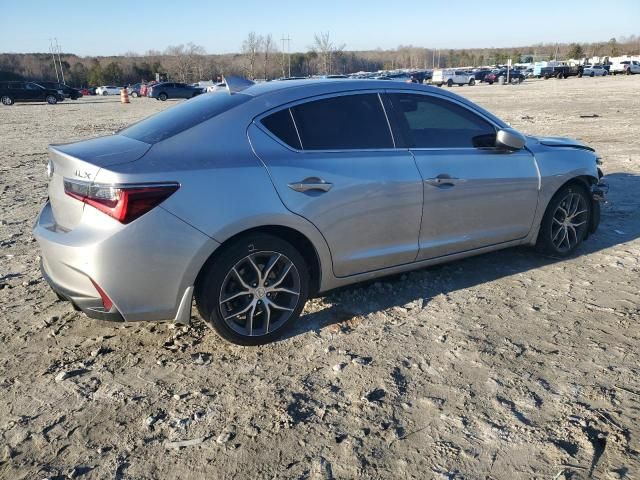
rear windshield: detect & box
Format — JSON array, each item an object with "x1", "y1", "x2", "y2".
[{"x1": 120, "y1": 91, "x2": 250, "y2": 144}]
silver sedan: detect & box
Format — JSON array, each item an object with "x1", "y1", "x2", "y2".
[{"x1": 34, "y1": 77, "x2": 607, "y2": 345}]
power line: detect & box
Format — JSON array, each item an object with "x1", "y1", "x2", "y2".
[{"x1": 280, "y1": 35, "x2": 291, "y2": 77}]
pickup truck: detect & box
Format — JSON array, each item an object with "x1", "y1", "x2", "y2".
[
  {"x1": 611, "y1": 60, "x2": 640, "y2": 75},
  {"x1": 536, "y1": 65, "x2": 583, "y2": 79}
]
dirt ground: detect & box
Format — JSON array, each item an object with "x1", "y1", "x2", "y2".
[{"x1": 1, "y1": 77, "x2": 639, "y2": 480}]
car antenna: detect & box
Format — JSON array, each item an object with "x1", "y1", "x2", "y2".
[{"x1": 223, "y1": 76, "x2": 255, "y2": 94}]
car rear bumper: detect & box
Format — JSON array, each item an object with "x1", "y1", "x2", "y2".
[{"x1": 34, "y1": 201, "x2": 219, "y2": 324}]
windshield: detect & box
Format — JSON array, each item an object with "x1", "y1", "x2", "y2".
[{"x1": 120, "y1": 91, "x2": 250, "y2": 144}]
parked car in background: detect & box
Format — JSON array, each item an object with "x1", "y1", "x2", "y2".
[
  {"x1": 38, "y1": 82, "x2": 83, "y2": 100},
  {"x1": 0, "y1": 81, "x2": 64, "y2": 105},
  {"x1": 583, "y1": 65, "x2": 608, "y2": 77},
  {"x1": 148, "y1": 82, "x2": 204, "y2": 101},
  {"x1": 33, "y1": 77, "x2": 606, "y2": 345},
  {"x1": 472, "y1": 69, "x2": 493, "y2": 82},
  {"x1": 611, "y1": 60, "x2": 640, "y2": 75},
  {"x1": 206, "y1": 82, "x2": 227, "y2": 93},
  {"x1": 95, "y1": 86, "x2": 122, "y2": 96},
  {"x1": 485, "y1": 70, "x2": 525, "y2": 84},
  {"x1": 432, "y1": 69, "x2": 475, "y2": 87},
  {"x1": 79, "y1": 88, "x2": 91, "y2": 96},
  {"x1": 127, "y1": 83, "x2": 143, "y2": 97}
]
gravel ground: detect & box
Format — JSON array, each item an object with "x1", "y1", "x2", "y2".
[{"x1": 0, "y1": 77, "x2": 639, "y2": 480}]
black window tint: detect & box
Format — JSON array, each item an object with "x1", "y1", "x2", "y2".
[
  {"x1": 291, "y1": 93, "x2": 393, "y2": 150},
  {"x1": 261, "y1": 108, "x2": 301, "y2": 150},
  {"x1": 388, "y1": 93, "x2": 496, "y2": 148},
  {"x1": 120, "y1": 91, "x2": 250, "y2": 144}
]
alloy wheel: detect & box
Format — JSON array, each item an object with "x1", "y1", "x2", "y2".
[
  {"x1": 218, "y1": 251, "x2": 301, "y2": 337},
  {"x1": 550, "y1": 192, "x2": 588, "y2": 253}
]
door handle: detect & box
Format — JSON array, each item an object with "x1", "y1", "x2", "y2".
[
  {"x1": 288, "y1": 177, "x2": 333, "y2": 193},
  {"x1": 424, "y1": 174, "x2": 464, "y2": 187}
]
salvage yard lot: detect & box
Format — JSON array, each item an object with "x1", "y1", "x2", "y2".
[{"x1": 0, "y1": 77, "x2": 639, "y2": 479}]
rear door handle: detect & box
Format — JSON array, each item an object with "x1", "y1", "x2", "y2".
[
  {"x1": 288, "y1": 177, "x2": 333, "y2": 193},
  {"x1": 424, "y1": 174, "x2": 464, "y2": 187}
]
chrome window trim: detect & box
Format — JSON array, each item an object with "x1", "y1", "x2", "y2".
[
  {"x1": 254, "y1": 89, "x2": 397, "y2": 154},
  {"x1": 288, "y1": 108, "x2": 304, "y2": 150},
  {"x1": 378, "y1": 92, "x2": 396, "y2": 148}
]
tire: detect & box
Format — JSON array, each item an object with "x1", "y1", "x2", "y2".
[
  {"x1": 195, "y1": 233, "x2": 310, "y2": 345},
  {"x1": 590, "y1": 72, "x2": 595, "y2": 77},
  {"x1": 45, "y1": 95, "x2": 57, "y2": 105},
  {"x1": 487, "y1": 81, "x2": 493, "y2": 85},
  {"x1": 536, "y1": 184, "x2": 592, "y2": 256},
  {"x1": 102, "y1": 91, "x2": 108, "y2": 96},
  {"x1": 131, "y1": 92, "x2": 138, "y2": 98},
  {"x1": 1, "y1": 95, "x2": 14, "y2": 106},
  {"x1": 158, "y1": 92, "x2": 168, "y2": 101},
  {"x1": 446, "y1": 79, "x2": 453, "y2": 87},
  {"x1": 469, "y1": 78, "x2": 475, "y2": 86}
]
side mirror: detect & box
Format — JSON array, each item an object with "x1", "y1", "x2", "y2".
[{"x1": 496, "y1": 128, "x2": 526, "y2": 151}]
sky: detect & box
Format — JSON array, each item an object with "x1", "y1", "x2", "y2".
[{"x1": 1, "y1": 0, "x2": 638, "y2": 56}]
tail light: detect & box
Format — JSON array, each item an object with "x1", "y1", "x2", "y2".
[{"x1": 64, "y1": 179, "x2": 179, "y2": 224}]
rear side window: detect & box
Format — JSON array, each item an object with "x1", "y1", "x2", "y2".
[
  {"x1": 387, "y1": 93, "x2": 496, "y2": 148},
  {"x1": 120, "y1": 92, "x2": 250, "y2": 144},
  {"x1": 261, "y1": 108, "x2": 301, "y2": 150},
  {"x1": 290, "y1": 93, "x2": 393, "y2": 150}
]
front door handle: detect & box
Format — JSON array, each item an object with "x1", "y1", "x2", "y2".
[
  {"x1": 288, "y1": 177, "x2": 333, "y2": 193},
  {"x1": 424, "y1": 174, "x2": 464, "y2": 187}
]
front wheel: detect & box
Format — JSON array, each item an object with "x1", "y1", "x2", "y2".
[
  {"x1": 131, "y1": 92, "x2": 138, "y2": 98},
  {"x1": 469, "y1": 78, "x2": 476, "y2": 86},
  {"x1": 45, "y1": 95, "x2": 57, "y2": 105},
  {"x1": 195, "y1": 233, "x2": 309, "y2": 345},
  {"x1": 158, "y1": 92, "x2": 168, "y2": 101},
  {"x1": 536, "y1": 184, "x2": 591, "y2": 256},
  {"x1": 1, "y1": 95, "x2": 14, "y2": 106},
  {"x1": 446, "y1": 79, "x2": 453, "y2": 87}
]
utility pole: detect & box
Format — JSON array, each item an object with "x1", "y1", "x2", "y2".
[
  {"x1": 280, "y1": 35, "x2": 291, "y2": 78},
  {"x1": 49, "y1": 39, "x2": 60, "y2": 82},
  {"x1": 55, "y1": 38, "x2": 65, "y2": 84}
]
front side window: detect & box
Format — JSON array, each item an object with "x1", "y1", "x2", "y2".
[
  {"x1": 290, "y1": 93, "x2": 393, "y2": 150},
  {"x1": 387, "y1": 93, "x2": 496, "y2": 149}
]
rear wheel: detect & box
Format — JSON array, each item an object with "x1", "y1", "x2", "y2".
[
  {"x1": 536, "y1": 184, "x2": 591, "y2": 256},
  {"x1": 1, "y1": 95, "x2": 14, "y2": 106},
  {"x1": 131, "y1": 92, "x2": 138, "y2": 98},
  {"x1": 195, "y1": 233, "x2": 309, "y2": 345},
  {"x1": 45, "y1": 95, "x2": 57, "y2": 105},
  {"x1": 590, "y1": 72, "x2": 595, "y2": 77},
  {"x1": 158, "y1": 92, "x2": 168, "y2": 101},
  {"x1": 102, "y1": 91, "x2": 108, "y2": 95},
  {"x1": 469, "y1": 78, "x2": 476, "y2": 86},
  {"x1": 446, "y1": 79, "x2": 453, "y2": 87}
]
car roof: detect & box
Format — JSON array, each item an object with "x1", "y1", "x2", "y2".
[
  {"x1": 240, "y1": 78, "x2": 459, "y2": 99},
  {"x1": 233, "y1": 78, "x2": 508, "y2": 129}
]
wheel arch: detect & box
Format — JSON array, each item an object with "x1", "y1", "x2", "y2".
[{"x1": 195, "y1": 224, "x2": 324, "y2": 297}]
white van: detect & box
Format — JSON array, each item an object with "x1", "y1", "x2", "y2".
[{"x1": 432, "y1": 69, "x2": 475, "y2": 87}]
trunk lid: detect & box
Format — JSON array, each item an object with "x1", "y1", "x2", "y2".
[{"x1": 48, "y1": 135, "x2": 151, "y2": 230}]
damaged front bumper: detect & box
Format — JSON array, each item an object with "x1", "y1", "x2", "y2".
[{"x1": 589, "y1": 171, "x2": 608, "y2": 234}]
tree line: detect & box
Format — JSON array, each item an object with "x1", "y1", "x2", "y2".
[{"x1": 0, "y1": 34, "x2": 638, "y2": 86}]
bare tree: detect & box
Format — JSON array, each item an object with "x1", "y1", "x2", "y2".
[
  {"x1": 311, "y1": 32, "x2": 345, "y2": 75},
  {"x1": 163, "y1": 43, "x2": 205, "y2": 82},
  {"x1": 242, "y1": 32, "x2": 262, "y2": 79},
  {"x1": 262, "y1": 34, "x2": 276, "y2": 80}
]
